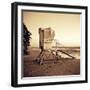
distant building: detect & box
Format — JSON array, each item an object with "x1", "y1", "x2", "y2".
[{"x1": 39, "y1": 27, "x2": 55, "y2": 50}]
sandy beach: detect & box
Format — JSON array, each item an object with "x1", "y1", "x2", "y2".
[{"x1": 23, "y1": 48, "x2": 80, "y2": 77}]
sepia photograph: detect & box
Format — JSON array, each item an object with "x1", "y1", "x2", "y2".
[{"x1": 22, "y1": 11, "x2": 80, "y2": 77}]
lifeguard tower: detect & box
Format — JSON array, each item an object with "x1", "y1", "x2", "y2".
[{"x1": 35, "y1": 27, "x2": 75, "y2": 65}]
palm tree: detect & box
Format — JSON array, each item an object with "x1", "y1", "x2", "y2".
[{"x1": 23, "y1": 23, "x2": 32, "y2": 55}]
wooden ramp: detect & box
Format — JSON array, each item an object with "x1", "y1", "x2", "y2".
[{"x1": 35, "y1": 49, "x2": 76, "y2": 65}]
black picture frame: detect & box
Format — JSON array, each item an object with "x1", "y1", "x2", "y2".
[{"x1": 11, "y1": 2, "x2": 88, "y2": 87}]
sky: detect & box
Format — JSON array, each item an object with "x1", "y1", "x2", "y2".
[{"x1": 23, "y1": 11, "x2": 80, "y2": 47}]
